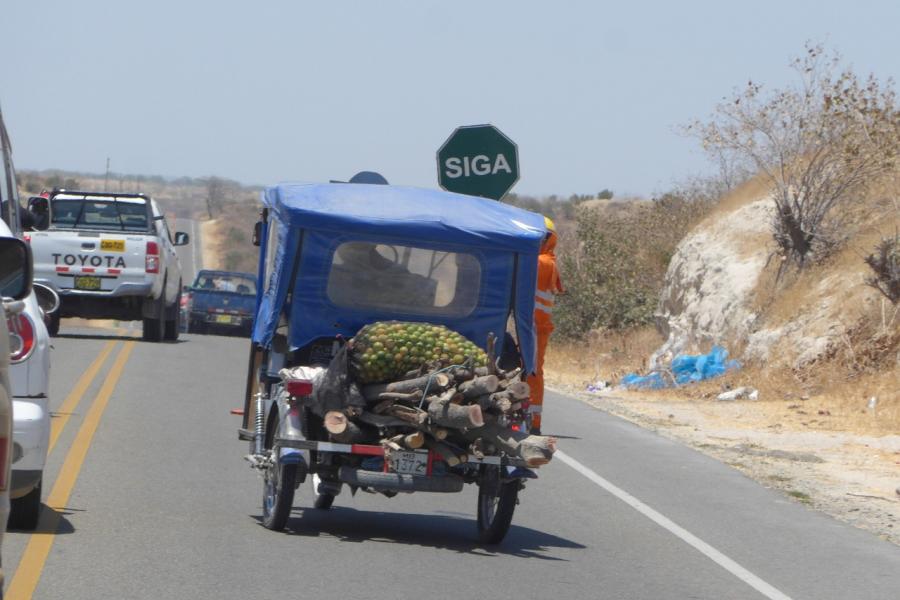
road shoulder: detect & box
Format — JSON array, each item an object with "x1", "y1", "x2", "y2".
[{"x1": 550, "y1": 382, "x2": 900, "y2": 546}]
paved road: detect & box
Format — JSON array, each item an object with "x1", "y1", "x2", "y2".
[
  {"x1": 173, "y1": 218, "x2": 200, "y2": 286},
  {"x1": 4, "y1": 223, "x2": 900, "y2": 598}
]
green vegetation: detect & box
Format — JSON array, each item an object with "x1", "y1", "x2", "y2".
[
  {"x1": 553, "y1": 186, "x2": 717, "y2": 338},
  {"x1": 787, "y1": 490, "x2": 812, "y2": 504}
]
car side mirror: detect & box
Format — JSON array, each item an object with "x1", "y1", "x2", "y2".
[
  {"x1": 174, "y1": 231, "x2": 190, "y2": 246},
  {"x1": 0, "y1": 237, "x2": 33, "y2": 301},
  {"x1": 32, "y1": 283, "x2": 60, "y2": 315},
  {"x1": 252, "y1": 221, "x2": 263, "y2": 247}
]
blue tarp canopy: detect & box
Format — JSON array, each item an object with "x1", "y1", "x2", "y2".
[{"x1": 252, "y1": 183, "x2": 546, "y2": 373}]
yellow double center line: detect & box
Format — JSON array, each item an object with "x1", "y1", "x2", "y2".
[{"x1": 7, "y1": 340, "x2": 136, "y2": 600}]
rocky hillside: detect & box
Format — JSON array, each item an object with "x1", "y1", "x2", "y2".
[{"x1": 651, "y1": 177, "x2": 900, "y2": 405}]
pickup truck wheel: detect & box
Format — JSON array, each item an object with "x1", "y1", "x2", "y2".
[
  {"x1": 9, "y1": 477, "x2": 42, "y2": 531},
  {"x1": 142, "y1": 295, "x2": 165, "y2": 342},
  {"x1": 476, "y1": 465, "x2": 518, "y2": 544},
  {"x1": 164, "y1": 288, "x2": 181, "y2": 342}
]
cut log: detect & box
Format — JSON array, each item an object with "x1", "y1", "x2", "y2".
[
  {"x1": 428, "y1": 426, "x2": 449, "y2": 441},
  {"x1": 488, "y1": 392, "x2": 513, "y2": 413},
  {"x1": 505, "y1": 381, "x2": 530, "y2": 401},
  {"x1": 323, "y1": 411, "x2": 371, "y2": 443},
  {"x1": 390, "y1": 431, "x2": 425, "y2": 450},
  {"x1": 324, "y1": 410, "x2": 349, "y2": 435},
  {"x1": 385, "y1": 404, "x2": 428, "y2": 425},
  {"x1": 473, "y1": 392, "x2": 513, "y2": 414},
  {"x1": 447, "y1": 366, "x2": 476, "y2": 384},
  {"x1": 458, "y1": 375, "x2": 500, "y2": 399},
  {"x1": 361, "y1": 372, "x2": 452, "y2": 401},
  {"x1": 377, "y1": 391, "x2": 422, "y2": 403},
  {"x1": 427, "y1": 390, "x2": 484, "y2": 429},
  {"x1": 382, "y1": 438, "x2": 403, "y2": 452},
  {"x1": 462, "y1": 423, "x2": 557, "y2": 467},
  {"x1": 357, "y1": 412, "x2": 412, "y2": 429}
]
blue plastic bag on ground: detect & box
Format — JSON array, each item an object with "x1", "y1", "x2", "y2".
[{"x1": 620, "y1": 346, "x2": 740, "y2": 389}]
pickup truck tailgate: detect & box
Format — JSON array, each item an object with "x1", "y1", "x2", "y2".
[{"x1": 30, "y1": 231, "x2": 149, "y2": 292}]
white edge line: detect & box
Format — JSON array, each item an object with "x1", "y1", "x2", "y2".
[{"x1": 555, "y1": 450, "x2": 793, "y2": 600}]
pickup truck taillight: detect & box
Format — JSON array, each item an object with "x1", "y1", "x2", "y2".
[
  {"x1": 146, "y1": 240, "x2": 160, "y2": 274},
  {"x1": 7, "y1": 313, "x2": 36, "y2": 363}
]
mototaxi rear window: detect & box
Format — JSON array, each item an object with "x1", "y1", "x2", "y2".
[{"x1": 326, "y1": 241, "x2": 481, "y2": 318}]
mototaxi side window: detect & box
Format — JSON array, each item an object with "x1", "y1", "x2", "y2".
[{"x1": 326, "y1": 241, "x2": 481, "y2": 318}]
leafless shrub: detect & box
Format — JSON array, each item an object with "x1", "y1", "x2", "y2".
[
  {"x1": 687, "y1": 43, "x2": 900, "y2": 266},
  {"x1": 865, "y1": 232, "x2": 900, "y2": 304}
]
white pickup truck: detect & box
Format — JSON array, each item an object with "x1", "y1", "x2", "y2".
[{"x1": 29, "y1": 191, "x2": 189, "y2": 341}]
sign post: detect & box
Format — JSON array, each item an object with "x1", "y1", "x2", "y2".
[{"x1": 437, "y1": 125, "x2": 519, "y2": 200}]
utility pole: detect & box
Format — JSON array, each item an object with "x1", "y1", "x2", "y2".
[{"x1": 104, "y1": 157, "x2": 110, "y2": 191}]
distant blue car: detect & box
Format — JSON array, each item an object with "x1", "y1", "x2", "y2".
[{"x1": 185, "y1": 270, "x2": 256, "y2": 336}]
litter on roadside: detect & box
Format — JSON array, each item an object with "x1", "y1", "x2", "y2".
[{"x1": 620, "y1": 346, "x2": 741, "y2": 390}]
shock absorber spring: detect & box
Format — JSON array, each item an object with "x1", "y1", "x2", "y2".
[{"x1": 254, "y1": 391, "x2": 266, "y2": 456}]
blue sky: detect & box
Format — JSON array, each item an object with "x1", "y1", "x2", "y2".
[{"x1": 3, "y1": 0, "x2": 899, "y2": 196}]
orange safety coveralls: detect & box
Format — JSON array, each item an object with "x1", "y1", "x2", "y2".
[{"x1": 525, "y1": 230, "x2": 563, "y2": 433}]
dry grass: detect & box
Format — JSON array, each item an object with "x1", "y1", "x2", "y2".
[
  {"x1": 699, "y1": 175, "x2": 772, "y2": 224},
  {"x1": 544, "y1": 326, "x2": 663, "y2": 387}
]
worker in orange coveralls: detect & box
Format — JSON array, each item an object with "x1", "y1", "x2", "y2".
[{"x1": 526, "y1": 216, "x2": 564, "y2": 435}]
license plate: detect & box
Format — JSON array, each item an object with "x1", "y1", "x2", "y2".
[
  {"x1": 100, "y1": 239, "x2": 125, "y2": 252},
  {"x1": 215, "y1": 314, "x2": 234, "y2": 324},
  {"x1": 389, "y1": 450, "x2": 428, "y2": 476},
  {"x1": 74, "y1": 276, "x2": 102, "y2": 290}
]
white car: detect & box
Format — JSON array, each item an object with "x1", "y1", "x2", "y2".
[
  {"x1": 0, "y1": 235, "x2": 31, "y2": 589},
  {"x1": 1, "y1": 105, "x2": 51, "y2": 530}
]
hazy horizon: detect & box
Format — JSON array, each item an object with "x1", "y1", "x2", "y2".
[{"x1": 4, "y1": 1, "x2": 900, "y2": 197}]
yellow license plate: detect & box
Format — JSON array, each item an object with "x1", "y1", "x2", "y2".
[
  {"x1": 215, "y1": 314, "x2": 234, "y2": 324},
  {"x1": 101, "y1": 239, "x2": 125, "y2": 252},
  {"x1": 74, "y1": 276, "x2": 102, "y2": 291}
]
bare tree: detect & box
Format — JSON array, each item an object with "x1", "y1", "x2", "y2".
[
  {"x1": 205, "y1": 176, "x2": 226, "y2": 219},
  {"x1": 687, "y1": 43, "x2": 900, "y2": 265}
]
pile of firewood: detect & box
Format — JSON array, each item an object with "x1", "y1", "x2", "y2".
[{"x1": 321, "y1": 362, "x2": 556, "y2": 468}]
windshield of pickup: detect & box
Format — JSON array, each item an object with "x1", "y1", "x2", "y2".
[
  {"x1": 194, "y1": 273, "x2": 257, "y2": 294},
  {"x1": 50, "y1": 195, "x2": 150, "y2": 231}
]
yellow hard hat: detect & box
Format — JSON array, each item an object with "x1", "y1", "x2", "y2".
[{"x1": 544, "y1": 216, "x2": 556, "y2": 232}]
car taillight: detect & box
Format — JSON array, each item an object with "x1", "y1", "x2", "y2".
[
  {"x1": 180, "y1": 292, "x2": 191, "y2": 308},
  {"x1": 7, "y1": 313, "x2": 36, "y2": 363},
  {"x1": 146, "y1": 241, "x2": 160, "y2": 273}
]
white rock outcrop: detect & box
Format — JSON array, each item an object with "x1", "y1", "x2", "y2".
[{"x1": 650, "y1": 197, "x2": 773, "y2": 368}]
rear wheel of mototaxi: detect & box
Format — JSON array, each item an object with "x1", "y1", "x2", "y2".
[
  {"x1": 261, "y1": 403, "x2": 302, "y2": 531},
  {"x1": 476, "y1": 464, "x2": 520, "y2": 544}
]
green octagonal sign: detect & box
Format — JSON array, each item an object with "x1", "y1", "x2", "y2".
[{"x1": 437, "y1": 124, "x2": 519, "y2": 200}]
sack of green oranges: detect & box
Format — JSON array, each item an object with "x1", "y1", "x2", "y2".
[{"x1": 349, "y1": 321, "x2": 487, "y2": 384}]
